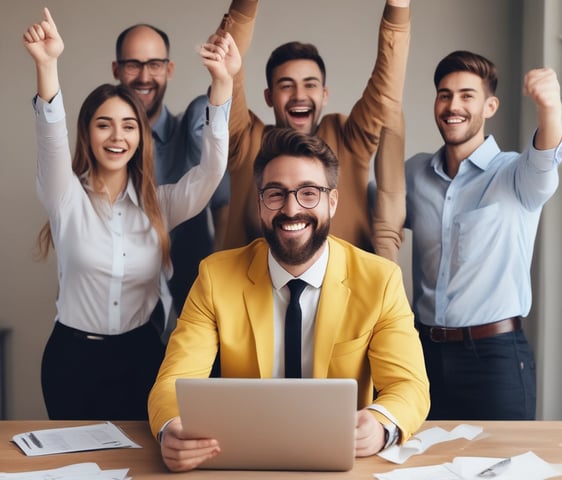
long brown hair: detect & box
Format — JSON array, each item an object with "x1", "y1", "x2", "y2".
[{"x1": 36, "y1": 83, "x2": 170, "y2": 266}]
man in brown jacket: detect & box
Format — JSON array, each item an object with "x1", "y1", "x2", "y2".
[{"x1": 216, "y1": 0, "x2": 410, "y2": 261}]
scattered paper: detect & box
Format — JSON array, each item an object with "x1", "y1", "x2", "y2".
[
  {"x1": 378, "y1": 424, "x2": 483, "y2": 464},
  {"x1": 11, "y1": 422, "x2": 141, "y2": 457},
  {"x1": 0, "y1": 462, "x2": 129, "y2": 479},
  {"x1": 374, "y1": 451, "x2": 560, "y2": 480},
  {"x1": 447, "y1": 451, "x2": 561, "y2": 480}
]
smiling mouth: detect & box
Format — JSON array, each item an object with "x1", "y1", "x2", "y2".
[
  {"x1": 288, "y1": 106, "x2": 312, "y2": 119},
  {"x1": 134, "y1": 87, "x2": 152, "y2": 96},
  {"x1": 280, "y1": 221, "x2": 307, "y2": 232},
  {"x1": 105, "y1": 147, "x2": 126, "y2": 153},
  {"x1": 444, "y1": 116, "x2": 465, "y2": 124}
]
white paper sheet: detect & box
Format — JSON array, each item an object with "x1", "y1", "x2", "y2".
[
  {"x1": 11, "y1": 422, "x2": 141, "y2": 457},
  {"x1": 447, "y1": 451, "x2": 561, "y2": 480},
  {"x1": 0, "y1": 462, "x2": 130, "y2": 480},
  {"x1": 374, "y1": 451, "x2": 561, "y2": 480},
  {"x1": 377, "y1": 424, "x2": 483, "y2": 464}
]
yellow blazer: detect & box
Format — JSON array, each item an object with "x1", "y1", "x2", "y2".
[{"x1": 148, "y1": 236, "x2": 429, "y2": 441}]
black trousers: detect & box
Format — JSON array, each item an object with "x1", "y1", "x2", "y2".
[{"x1": 41, "y1": 321, "x2": 165, "y2": 420}]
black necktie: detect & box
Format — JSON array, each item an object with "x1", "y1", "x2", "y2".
[{"x1": 285, "y1": 279, "x2": 307, "y2": 378}]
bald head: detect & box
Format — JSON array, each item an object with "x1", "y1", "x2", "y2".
[
  {"x1": 115, "y1": 24, "x2": 170, "y2": 60},
  {"x1": 112, "y1": 24, "x2": 174, "y2": 124}
]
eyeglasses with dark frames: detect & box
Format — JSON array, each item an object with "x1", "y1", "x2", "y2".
[
  {"x1": 117, "y1": 58, "x2": 170, "y2": 76},
  {"x1": 258, "y1": 185, "x2": 332, "y2": 210}
]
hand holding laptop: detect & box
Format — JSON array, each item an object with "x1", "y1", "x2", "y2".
[
  {"x1": 356, "y1": 409, "x2": 387, "y2": 457},
  {"x1": 159, "y1": 417, "x2": 221, "y2": 473}
]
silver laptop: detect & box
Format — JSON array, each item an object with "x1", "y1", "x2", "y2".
[{"x1": 175, "y1": 377, "x2": 357, "y2": 471}]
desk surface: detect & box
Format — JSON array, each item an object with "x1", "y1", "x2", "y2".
[{"x1": 1, "y1": 421, "x2": 561, "y2": 478}]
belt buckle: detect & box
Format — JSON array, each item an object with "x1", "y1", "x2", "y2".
[
  {"x1": 428, "y1": 327, "x2": 448, "y2": 343},
  {"x1": 86, "y1": 334, "x2": 105, "y2": 341}
]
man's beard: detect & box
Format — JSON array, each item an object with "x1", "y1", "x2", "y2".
[
  {"x1": 437, "y1": 112, "x2": 483, "y2": 147},
  {"x1": 130, "y1": 81, "x2": 166, "y2": 121},
  {"x1": 261, "y1": 213, "x2": 330, "y2": 266}
]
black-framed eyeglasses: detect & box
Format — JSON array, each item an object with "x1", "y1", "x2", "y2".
[
  {"x1": 117, "y1": 58, "x2": 170, "y2": 76},
  {"x1": 258, "y1": 185, "x2": 332, "y2": 210}
]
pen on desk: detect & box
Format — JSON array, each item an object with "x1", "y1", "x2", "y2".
[
  {"x1": 28, "y1": 432, "x2": 43, "y2": 448},
  {"x1": 477, "y1": 457, "x2": 511, "y2": 478}
]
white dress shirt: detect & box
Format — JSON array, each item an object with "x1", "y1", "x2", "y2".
[
  {"x1": 33, "y1": 91, "x2": 230, "y2": 335},
  {"x1": 268, "y1": 243, "x2": 328, "y2": 378}
]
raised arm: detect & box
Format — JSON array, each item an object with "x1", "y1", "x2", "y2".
[
  {"x1": 217, "y1": 1, "x2": 260, "y2": 171},
  {"x1": 368, "y1": 0, "x2": 410, "y2": 261},
  {"x1": 159, "y1": 33, "x2": 241, "y2": 230},
  {"x1": 345, "y1": 0, "x2": 410, "y2": 159},
  {"x1": 22, "y1": 7, "x2": 63, "y2": 101},
  {"x1": 524, "y1": 68, "x2": 562, "y2": 150},
  {"x1": 24, "y1": 8, "x2": 73, "y2": 217},
  {"x1": 200, "y1": 32, "x2": 241, "y2": 106},
  {"x1": 220, "y1": 0, "x2": 259, "y2": 59},
  {"x1": 372, "y1": 119, "x2": 406, "y2": 262}
]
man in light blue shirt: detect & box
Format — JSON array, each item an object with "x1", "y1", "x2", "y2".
[
  {"x1": 405, "y1": 50, "x2": 561, "y2": 420},
  {"x1": 112, "y1": 25, "x2": 230, "y2": 342}
]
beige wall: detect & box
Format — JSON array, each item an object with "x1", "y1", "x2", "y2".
[{"x1": 1, "y1": 0, "x2": 558, "y2": 419}]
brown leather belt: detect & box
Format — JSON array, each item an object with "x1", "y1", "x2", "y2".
[{"x1": 418, "y1": 317, "x2": 522, "y2": 343}]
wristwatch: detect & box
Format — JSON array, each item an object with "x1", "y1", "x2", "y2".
[{"x1": 382, "y1": 422, "x2": 399, "y2": 449}]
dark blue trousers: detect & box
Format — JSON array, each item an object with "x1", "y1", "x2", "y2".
[{"x1": 420, "y1": 329, "x2": 536, "y2": 420}]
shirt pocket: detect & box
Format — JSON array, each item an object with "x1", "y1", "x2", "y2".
[{"x1": 453, "y1": 203, "x2": 500, "y2": 264}]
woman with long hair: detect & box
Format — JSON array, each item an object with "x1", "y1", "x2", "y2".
[{"x1": 23, "y1": 8, "x2": 240, "y2": 420}]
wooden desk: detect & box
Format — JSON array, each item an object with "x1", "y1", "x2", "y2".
[{"x1": 0, "y1": 421, "x2": 561, "y2": 479}]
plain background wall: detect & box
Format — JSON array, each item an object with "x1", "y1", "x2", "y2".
[{"x1": 0, "y1": 0, "x2": 555, "y2": 419}]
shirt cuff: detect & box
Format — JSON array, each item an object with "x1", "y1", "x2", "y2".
[
  {"x1": 33, "y1": 90, "x2": 65, "y2": 123},
  {"x1": 525, "y1": 132, "x2": 562, "y2": 170},
  {"x1": 206, "y1": 97, "x2": 232, "y2": 136},
  {"x1": 367, "y1": 403, "x2": 401, "y2": 448},
  {"x1": 157, "y1": 418, "x2": 175, "y2": 443}
]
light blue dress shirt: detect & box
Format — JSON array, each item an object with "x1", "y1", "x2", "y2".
[
  {"x1": 406, "y1": 135, "x2": 561, "y2": 328},
  {"x1": 152, "y1": 96, "x2": 230, "y2": 208}
]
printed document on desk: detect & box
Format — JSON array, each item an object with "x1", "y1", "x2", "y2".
[
  {"x1": 374, "y1": 451, "x2": 561, "y2": 480},
  {"x1": 0, "y1": 462, "x2": 130, "y2": 479},
  {"x1": 11, "y1": 422, "x2": 141, "y2": 456}
]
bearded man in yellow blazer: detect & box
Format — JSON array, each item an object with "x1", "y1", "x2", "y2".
[{"x1": 148, "y1": 128, "x2": 429, "y2": 472}]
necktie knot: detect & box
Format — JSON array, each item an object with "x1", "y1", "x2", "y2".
[{"x1": 287, "y1": 279, "x2": 307, "y2": 300}]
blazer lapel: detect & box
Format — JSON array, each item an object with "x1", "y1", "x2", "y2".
[
  {"x1": 244, "y1": 241, "x2": 275, "y2": 377},
  {"x1": 313, "y1": 237, "x2": 350, "y2": 378}
]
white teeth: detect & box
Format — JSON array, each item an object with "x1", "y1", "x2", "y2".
[
  {"x1": 282, "y1": 222, "x2": 306, "y2": 231},
  {"x1": 106, "y1": 147, "x2": 125, "y2": 153},
  {"x1": 446, "y1": 118, "x2": 464, "y2": 124},
  {"x1": 135, "y1": 88, "x2": 150, "y2": 95}
]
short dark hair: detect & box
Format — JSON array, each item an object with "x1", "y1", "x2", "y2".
[
  {"x1": 265, "y1": 42, "x2": 326, "y2": 89},
  {"x1": 254, "y1": 128, "x2": 339, "y2": 188},
  {"x1": 434, "y1": 50, "x2": 498, "y2": 96},
  {"x1": 115, "y1": 24, "x2": 170, "y2": 60}
]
